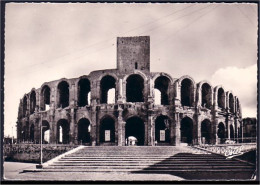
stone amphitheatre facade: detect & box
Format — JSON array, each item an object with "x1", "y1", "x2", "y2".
[{"x1": 17, "y1": 36, "x2": 242, "y2": 146}]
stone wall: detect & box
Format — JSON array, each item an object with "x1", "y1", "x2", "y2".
[
  {"x1": 3, "y1": 144, "x2": 77, "y2": 163},
  {"x1": 16, "y1": 36, "x2": 243, "y2": 147}
]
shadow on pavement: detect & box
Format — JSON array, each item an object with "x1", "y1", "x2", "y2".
[{"x1": 131, "y1": 153, "x2": 256, "y2": 180}]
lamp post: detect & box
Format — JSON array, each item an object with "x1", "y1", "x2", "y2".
[{"x1": 36, "y1": 112, "x2": 46, "y2": 169}]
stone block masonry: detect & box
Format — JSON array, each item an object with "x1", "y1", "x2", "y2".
[{"x1": 17, "y1": 36, "x2": 242, "y2": 147}]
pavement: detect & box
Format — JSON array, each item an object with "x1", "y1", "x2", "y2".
[{"x1": 3, "y1": 161, "x2": 184, "y2": 181}]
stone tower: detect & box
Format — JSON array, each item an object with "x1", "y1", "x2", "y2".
[{"x1": 117, "y1": 36, "x2": 150, "y2": 73}]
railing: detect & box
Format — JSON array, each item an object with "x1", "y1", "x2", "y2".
[
  {"x1": 214, "y1": 137, "x2": 257, "y2": 145},
  {"x1": 196, "y1": 140, "x2": 256, "y2": 157}
]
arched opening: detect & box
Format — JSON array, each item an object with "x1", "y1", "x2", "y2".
[
  {"x1": 30, "y1": 91, "x2": 36, "y2": 114},
  {"x1": 217, "y1": 88, "x2": 225, "y2": 109},
  {"x1": 29, "y1": 124, "x2": 34, "y2": 142},
  {"x1": 154, "y1": 76, "x2": 170, "y2": 105},
  {"x1": 42, "y1": 120, "x2": 50, "y2": 144},
  {"x1": 155, "y1": 115, "x2": 170, "y2": 144},
  {"x1": 181, "y1": 79, "x2": 194, "y2": 107},
  {"x1": 100, "y1": 116, "x2": 115, "y2": 143},
  {"x1": 154, "y1": 89, "x2": 161, "y2": 105},
  {"x1": 217, "y1": 122, "x2": 225, "y2": 144},
  {"x1": 229, "y1": 93, "x2": 234, "y2": 113},
  {"x1": 41, "y1": 85, "x2": 51, "y2": 111},
  {"x1": 22, "y1": 126, "x2": 26, "y2": 142},
  {"x1": 125, "y1": 117, "x2": 145, "y2": 146},
  {"x1": 23, "y1": 96, "x2": 27, "y2": 117},
  {"x1": 201, "y1": 119, "x2": 211, "y2": 144},
  {"x1": 78, "y1": 78, "x2": 91, "y2": 107},
  {"x1": 230, "y1": 124, "x2": 234, "y2": 140},
  {"x1": 25, "y1": 121, "x2": 29, "y2": 141},
  {"x1": 201, "y1": 83, "x2": 212, "y2": 109},
  {"x1": 57, "y1": 119, "x2": 70, "y2": 144},
  {"x1": 57, "y1": 81, "x2": 69, "y2": 108},
  {"x1": 100, "y1": 75, "x2": 116, "y2": 104},
  {"x1": 107, "y1": 89, "x2": 115, "y2": 104},
  {"x1": 126, "y1": 74, "x2": 144, "y2": 102},
  {"x1": 78, "y1": 118, "x2": 91, "y2": 144},
  {"x1": 180, "y1": 117, "x2": 193, "y2": 144},
  {"x1": 238, "y1": 126, "x2": 242, "y2": 143},
  {"x1": 236, "y1": 99, "x2": 240, "y2": 114}
]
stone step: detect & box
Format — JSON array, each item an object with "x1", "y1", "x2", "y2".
[
  {"x1": 58, "y1": 158, "x2": 232, "y2": 162},
  {"x1": 50, "y1": 163, "x2": 252, "y2": 168},
  {"x1": 45, "y1": 167, "x2": 254, "y2": 171},
  {"x1": 51, "y1": 161, "x2": 243, "y2": 166},
  {"x1": 65, "y1": 155, "x2": 174, "y2": 158},
  {"x1": 38, "y1": 146, "x2": 255, "y2": 178},
  {"x1": 63, "y1": 156, "x2": 225, "y2": 160},
  {"x1": 25, "y1": 168, "x2": 255, "y2": 173}
]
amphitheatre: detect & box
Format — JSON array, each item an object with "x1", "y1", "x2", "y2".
[{"x1": 16, "y1": 36, "x2": 242, "y2": 147}]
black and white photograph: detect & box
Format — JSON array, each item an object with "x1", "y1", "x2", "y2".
[{"x1": 1, "y1": 1, "x2": 258, "y2": 182}]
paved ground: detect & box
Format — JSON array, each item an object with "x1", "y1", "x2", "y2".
[{"x1": 3, "y1": 161, "x2": 184, "y2": 181}]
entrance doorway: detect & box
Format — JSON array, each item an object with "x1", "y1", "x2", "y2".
[
  {"x1": 180, "y1": 117, "x2": 193, "y2": 145},
  {"x1": 217, "y1": 122, "x2": 225, "y2": 144},
  {"x1": 155, "y1": 115, "x2": 170, "y2": 144},
  {"x1": 201, "y1": 119, "x2": 211, "y2": 144},
  {"x1": 125, "y1": 117, "x2": 145, "y2": 146},
  {"x1": 78, "y1": 118, "x2": 91, "y2": 144}
]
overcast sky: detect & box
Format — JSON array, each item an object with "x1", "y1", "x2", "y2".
[{"x1": 4, "y1": 3, "x2": 258, "y2": 137}]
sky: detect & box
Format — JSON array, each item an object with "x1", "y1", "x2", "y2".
[{"x1": 4, "y1": 3, "x2": 258, "y2": 137}]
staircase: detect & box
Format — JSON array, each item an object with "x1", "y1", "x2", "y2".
[{"x1": 35, "y1": 146, "x2": 256, "y2": 179}]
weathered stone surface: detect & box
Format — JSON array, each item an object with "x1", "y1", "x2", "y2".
[{"x1": 17, "y1": 36, "x2": 242, "y2": 146}]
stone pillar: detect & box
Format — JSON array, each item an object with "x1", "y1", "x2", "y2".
[
  {"x1": 227, "y1": 121, "x2": 230, "y2": 140},
  {"x1": 117, "y1": 106, "x2": 124, "y2": 146},
  {"x1": 91, "y1": 106, "x2": 97, "y2": 146},
  {"x1": 175, "y1": 113, "x2": 181, "y2": 145},
  {"x1": 197, "y1": 86, "x2": 201, "y2": 107},
  {"x1": 149, "y1": 79, "x2": 153, "y2": 97},
  {"x1": 211, "y1": 119, "x2": 217, "y2": 144},
  {"x1": 144, "y1": 121, "x2": 148, "y2": 145},
  {"x1": 197, "y1": 118, "x2": 202, "y2": 145},
  {"x1": 35, "y1": 91, "x2": 40, "y2": 112},
  {"x1": 170, "y1": 118, "x2": 175, "y2": 145},
  {"x1": 241, "y1": 121, "x2": 244, "y2": 143},
  {"x1": 117, "y1": 79, "x2": 124, "y2": 103},
  {"x1": 175, "y1": 84, "x2": 181, "y2": 106},
  {"x1": 226, "y1": 93, "x2": 230, "y2": 112},
  {"x1": 69, "y1": 83, "x2": 77, "y2": 108},
  {"x1": 122, "y1": 80, "x2": 126, "y2": 103},
  {"x1": 193, "y1": 117, "x2": 199, "y2": 145},
  {"x1": 148, "y1": 79, "x2": 154, "y2": 104},
  {"x1": 91, "y1": 124, "x2": 97, "y2": 146},
  {"x1": 34, "y1": 118, "x2": 40, "y2": 144},
  {"x1": 52, "y1": 86, "x2": 57, "y2": 109},
  {"x1": 148, "y1": 115, "x2": 154, "y2": 146},
  {"x1": 214, "y1": 89, "x2": 218, "y2": 110},
  {"x1": 50, "y1": 120, "x2": 57, "y2": 144},
  {"x1": 115, "y1": 119, "x2": 118, "y2": 145},
  {"x1": 215, "y1": 123, "x2": 218, "y2": 145},
  {"x1": 74, "y1": 120, "x2": 79, "y2": 145},
  {"x1": 69, "y1": 108, "x2": 76, "y2": 144}
]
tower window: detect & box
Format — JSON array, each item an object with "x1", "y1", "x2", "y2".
[{"x1": 135, "y1": 62, "x2": 138, "y2": 69}]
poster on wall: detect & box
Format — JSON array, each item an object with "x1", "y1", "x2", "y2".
[
  {"x1": 105, "y1": 130, "x2": 110, "y2": 141},
  {"x1": 160, "y1": 130, "x2": 165, "y2": 141}
]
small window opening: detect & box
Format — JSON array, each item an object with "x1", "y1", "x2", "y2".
[{"x1": 135, "y1": 62, "x2": 138, "y2": 69}]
